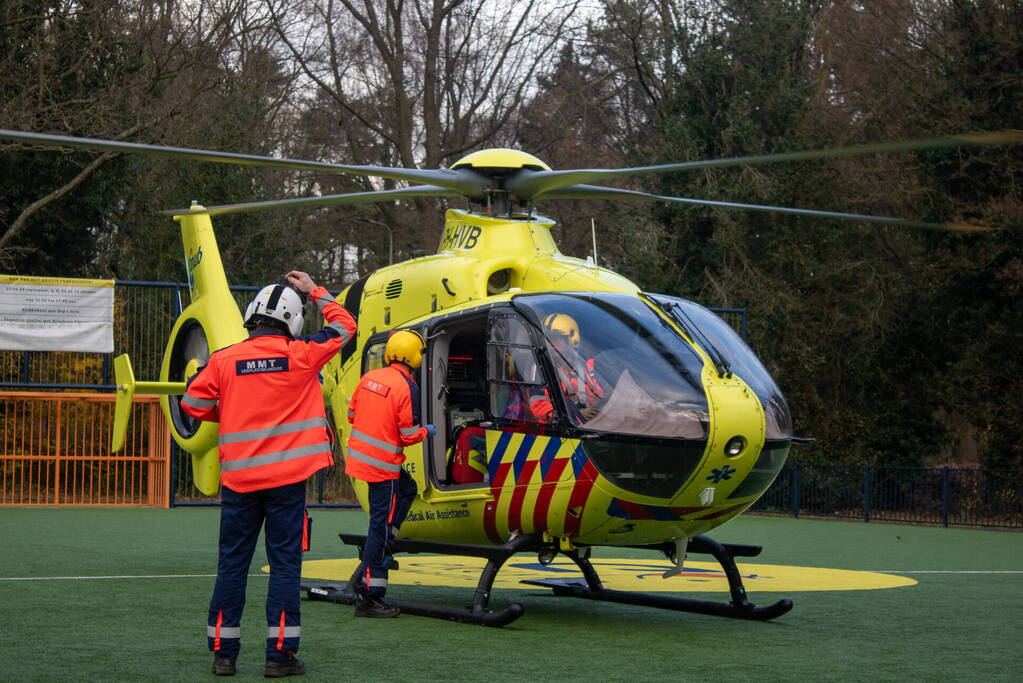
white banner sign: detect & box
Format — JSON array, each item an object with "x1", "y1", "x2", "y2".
[{"x1": 0, "y1": 275, "x2": 115, "y2": 353}]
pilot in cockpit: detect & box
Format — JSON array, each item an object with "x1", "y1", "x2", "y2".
[{"x1": 528, "y1": 313, "x2": 607, "y2": 424}]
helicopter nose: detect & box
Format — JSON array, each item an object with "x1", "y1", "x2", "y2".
[{"x1": 711, "y1": 441, "x2": 791, "y2": 503}]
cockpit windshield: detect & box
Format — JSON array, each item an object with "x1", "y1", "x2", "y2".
[
  {"x1": 512, "y1": 293, "x2": 709, "y2": 439},
  {"x1": 647, "y1": 294, "x2": 793, "y2": 439}
]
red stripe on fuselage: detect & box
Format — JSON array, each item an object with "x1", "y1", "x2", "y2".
[
  {"x1": 508, "y1": 459, "x2": 539, "y2": 533},
  {"x1": 563, "y1": 461, "x2": 598, "y2": 538},
  {"x1": 483, "y1": 462, "x2": 513, "y2": 544},
  {"x1": 615, "y1": 499, "x2": 657, "y2": 520},
  {"x1": 694, "y1": 502, "x2": 747, "y2": 520},
  {"x1": 533, "y1": 457, "x2": 570, "y2": 533}
]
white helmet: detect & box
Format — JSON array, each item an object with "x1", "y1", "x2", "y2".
[{"x1": 244, "y1": 284, "x2": 305, "y2": 337}]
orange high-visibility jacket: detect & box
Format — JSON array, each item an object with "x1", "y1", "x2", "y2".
[
  {"x1": 182, "y1": 286, "x2": 356, "y2": 492},
  {"x1": 346, "y1": 362, "x2": 428, "y2": 482}
]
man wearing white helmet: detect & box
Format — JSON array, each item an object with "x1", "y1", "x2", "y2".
[{"x1": 183, "y1": 270, "x2": 356, "y2": 678}]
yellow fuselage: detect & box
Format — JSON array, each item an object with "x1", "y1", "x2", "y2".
[{"x1": 317, "y1": 209, "x2": 778, "y2": 547}]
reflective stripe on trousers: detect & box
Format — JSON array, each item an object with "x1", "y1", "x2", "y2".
[{"x1": 362, "y1": 470, "x2": 417, "y2": 598}]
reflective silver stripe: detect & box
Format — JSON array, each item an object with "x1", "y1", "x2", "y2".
[
  {"x1": 207, "y1": 625, "x2": 241, "y2": 638},
  {"x1": 268, "y1": 626, "x2": 301, "y2": 638},
  {"x1": 219, "y1": 417, "x2": 328, "y2": 446},
  {"x1": 368, "y1": 578, "x2": 388, "y2": 587},
  {"x1": 350, "y1": 428, "x2": 402, "y2": 454},
  {"x1": 220, "y1": 442, "x2": 331, "y2": 472},
  {"x1": 315, "y1": 294, "x2": 337, "y2": 314},
  {"x1": 326, "y1": 321, "x2": 350, "y2": 343},
  {"x1": 399, "y1": 426, "x2": 420, "y2": 436},
  {"x1": 346, "y1": 447, "x2": 402, "y2": 473},
  {"x1": 182, "y1": 394, "x2": 216, "y2": 409}
]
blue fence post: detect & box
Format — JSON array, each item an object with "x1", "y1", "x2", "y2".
[
  {"x1": 863, "y1": 464, "x2": 872, "y2": 523},
  {"x1": 791, "y1": 461, "x2": 801, "y2": 518},
  {"x1": 942, "y1": 466, "x2": 951, "y2": 527},
  {"x1": 173, "y1": 284, "x2": 182, "y2": 317},
  {"x1": 169, "y1": 444, "x2": 177, "y2": 508}
]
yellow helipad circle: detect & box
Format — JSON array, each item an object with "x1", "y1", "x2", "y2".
[{"x1": 286, "y1": 557, "x2": 916, "y2": 592}]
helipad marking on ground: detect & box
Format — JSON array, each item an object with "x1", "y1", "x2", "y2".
[{"x1": 291, "y1": 557, "x2": 919, "y2": 592}]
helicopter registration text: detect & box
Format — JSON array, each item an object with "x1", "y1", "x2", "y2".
[{"x1": 440, "y1": 224, "x2": 481, "y2": 251}]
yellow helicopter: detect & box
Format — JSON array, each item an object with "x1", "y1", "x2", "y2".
[{"x1": 1, "y1": 128, "x2": 1016, "y2": 626}]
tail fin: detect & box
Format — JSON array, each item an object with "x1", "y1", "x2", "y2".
[
  {"x1": 162, "y1": 207, "x2": 247, "y2": 494},
  {"x1": 111, "y1": 354, "x2": 185, "y2": 451},
  {"x1": 112, "y1": 355, "x2": 136, "y2": 453},
  {"x1": 177, "y1": 206, "x2": 233, "y2": 304}
]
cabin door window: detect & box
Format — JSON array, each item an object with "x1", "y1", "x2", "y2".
[{"x1": 486, "y1": 311, "x2": 548, "y2": 425}]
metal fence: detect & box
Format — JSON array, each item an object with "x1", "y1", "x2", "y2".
[
  {"x1": 752, "y1": 461, "x2": 1023, "y2": 529},
  {"x1": 0, "y1": 391, "x2": 170, "y2": 506},
  {"x1": 7, "y1": 282, "x2": 1019, "y2": 528}
]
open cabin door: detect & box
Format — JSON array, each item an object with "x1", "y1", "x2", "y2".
[{"x1": 423, "y1": 306, "x2": 552, "y2": 491}]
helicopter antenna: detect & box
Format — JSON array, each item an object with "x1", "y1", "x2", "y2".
[{"x1": 591, "y1": 218, "x2": 599, "y2": 268}]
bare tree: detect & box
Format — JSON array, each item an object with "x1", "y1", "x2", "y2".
[
  {"x1": 0, "y1": 0, "x2": 290, "y2": 272},
  {"x1": 264, "y1": 0, "x2": 585, "y2": 262}
]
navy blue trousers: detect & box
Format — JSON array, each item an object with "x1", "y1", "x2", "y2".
[
  {"x1": 363, "y1": 470, "x2": 417, "y2": 598},
  {"x1": 208, "y1": 480, "x2": 305, "y2": 662}
]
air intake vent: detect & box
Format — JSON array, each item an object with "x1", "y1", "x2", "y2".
[{"x1": 385, "y1": 279, "x2": 403, "y2": 299}]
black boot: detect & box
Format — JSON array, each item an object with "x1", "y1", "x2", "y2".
[
  {"x1": 354, "y1": 596, "x2": 400, "y2": 618},
  {"x1": 211, "y1": 656, "x2": 236, "y2": 676},
  {"x1": 264, "y1": 656, "x2": 305, "y2": 678}
]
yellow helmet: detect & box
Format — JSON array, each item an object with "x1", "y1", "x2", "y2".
[
  {"x1": 385, "y1": 329, "x2": 425, "y2": 369},
  {"x1": 542, "y1": 313, "x2": 580, "y2": 347}
]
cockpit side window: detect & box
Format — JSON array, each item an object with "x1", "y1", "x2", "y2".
[
  {"x1": 487, "y1": 312, "x2": 548, "y2": 424},
  {"x1": 362, "y1": 337, "x2": 388, "y2": 374},
  {"x1": 512, "y1": 293, "x2": 709, "y2": 439}
]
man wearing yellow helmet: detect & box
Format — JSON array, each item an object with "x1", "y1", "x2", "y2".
[
  {"x1": 530, "y1": 313, "x2": 605, "y2": 423},
  {"x1": 346, "y1": 329, "x2": 435, "y2": 618}
]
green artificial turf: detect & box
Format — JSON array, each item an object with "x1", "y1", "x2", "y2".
[{"x1": 0, "y1": 508, "x2": 1019, "y2": 682}]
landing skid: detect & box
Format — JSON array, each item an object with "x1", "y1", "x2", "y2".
[
  {"x1": 300, "y1": 533, "x2": 792, "y2": 627},
  {"x1": 523, "y1": 535, "x2": 793, "y2": 621},
  {"x1": 302, "y1": 533, "x2": 533, "y2": 627}
]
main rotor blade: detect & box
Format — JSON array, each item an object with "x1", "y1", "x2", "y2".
[
  {"x1": 509, "y1": 130, "x2": 1023, "y2": 199},
  {"x1": 0, "y1": 129, "x2": 489, "y2": 196},
  {"x1": 541, "y1": 184, "x2": 995, "y2": 232},
  {"x1": 159, "y1": 185, "x2": 463, "y2": 217}
]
